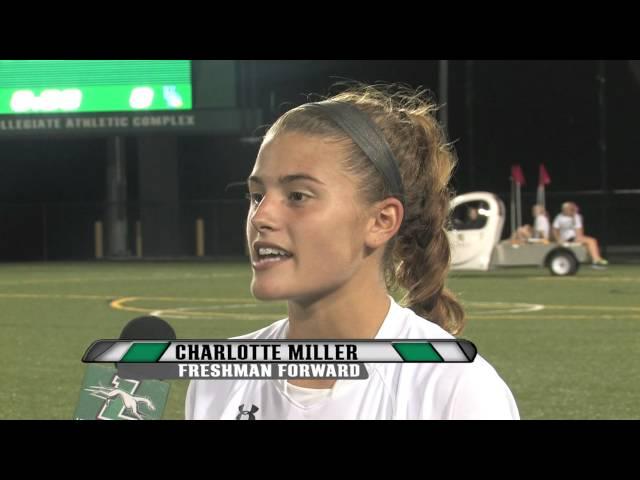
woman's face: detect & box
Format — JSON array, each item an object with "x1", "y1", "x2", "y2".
[{"x1": 246, "y1": 131, "x2": 370, "y2": 304}]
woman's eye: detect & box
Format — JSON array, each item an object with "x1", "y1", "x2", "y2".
[
  {"x1": 288, "y1": 192, "x2": 306, "y2": 202},
  {"x1": 246, "y1": 193, "x2": 263, "y2": 205}
]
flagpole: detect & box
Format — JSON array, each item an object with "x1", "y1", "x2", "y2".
[
  {"x1": 510, "y1": 165, "x2": 525, "y2": 236},
  {"x1": 537, "y1": 184, "x2": 544, "y2": 210},
  {"x1": 516, "y1": 181, "x2": 522, "y2": 228},
  {"x1": 510, "y1": 176, "x2": 516, "y2": 238},
  {"x1": 538, "y1": 164, "x2": 550, "y2": 212},
  {"x1": 597, "y1": 60, "x2": 608, "y2": 255}
]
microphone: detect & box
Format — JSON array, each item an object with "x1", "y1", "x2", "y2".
[{"x1": 74, "y1": 316, "x2": 176, "y2": 420}]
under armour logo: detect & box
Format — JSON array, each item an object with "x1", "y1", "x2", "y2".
[{"x1": 236, "y1": 404, "x2": 259, "y2": 420}]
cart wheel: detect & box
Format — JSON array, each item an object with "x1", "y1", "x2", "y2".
[{"x1": 548, "y1": 251, "x2": 578, "y2": 276}]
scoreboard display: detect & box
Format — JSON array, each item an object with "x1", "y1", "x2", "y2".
[{"x1": 0, "y1": 60, "x2": 192, "y2": 115}]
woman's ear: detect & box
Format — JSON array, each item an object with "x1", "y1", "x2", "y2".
[{"x1": 364, "y1": 197, "x2": 404, "y2": 249}]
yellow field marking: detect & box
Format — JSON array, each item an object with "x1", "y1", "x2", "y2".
[
  {"x1": 464, "y1": 301, "x2": 544, "y2": 315},
  {"x1": 464, "y1": 303, "x2": 640, "y2": 316},
  {"x1": 2, "y1": 292, "x2": 638, "y2": 322},
  {"x1": 529, "y1": 276, "x2": 640, "y2": 282},
  {"x1": 0, "y1": 272, "x2": 248, "y2": 287},
  {"x1": 110, "y1": 296, "x2": 284, "y2": 321},
  {"x1": 110, "y1": 296, "x2": 257, "y2": 305},
  {"x1": 544, "y1": 305, "x2": 640, "y2": 312},
  {"x1": 0, "y1": 293, "x2": 275, "y2": 320},
  {"x1": 0, "y1": 293, "x2": 114, "y2": 300},
  {"x1": 468, "y1": 314, "x2": 640, "y2": 320}
]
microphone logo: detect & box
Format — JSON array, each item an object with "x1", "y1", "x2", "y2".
[
  {"x1": 76, "y1": 316, "x2": 175, "y2": 420},
  {"x1": 84, "y1": 374, "x2": 156, "y2": 420}
]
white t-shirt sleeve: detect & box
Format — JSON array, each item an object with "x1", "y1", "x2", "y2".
[
  {"x1": 444, "y1": 364, "x2": 520, "y2": 420},
  {"x1": 552, "y1": 215, "x2": 561, "y2": 230},
  {"x1": 575, "y1": 214, "x2": 583, "y2": 230}
]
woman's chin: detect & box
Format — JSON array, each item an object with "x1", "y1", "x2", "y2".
[{"x1": 250, "y1": 283, "x2": 290, "y2": 301}]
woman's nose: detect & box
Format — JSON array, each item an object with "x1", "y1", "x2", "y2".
[{"x1": 250, "y1": 195, "x2": 278, "y2": 232}]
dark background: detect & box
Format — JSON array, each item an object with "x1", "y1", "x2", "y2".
[{"x1": 1, "y1": 60, "x2": 638, "y2": 260}]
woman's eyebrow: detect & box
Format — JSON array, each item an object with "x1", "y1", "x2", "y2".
[{"x1": 247, "y1": 174, "x2": 326, "y2": 186}]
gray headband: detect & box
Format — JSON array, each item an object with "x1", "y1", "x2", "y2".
[{"x1": 304, "y1": 101, "x2": 405, "y2": 202}]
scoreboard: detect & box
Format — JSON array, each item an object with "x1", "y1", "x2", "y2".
[
  {"x1": 0, "y1": 60, "x2": 192, "y2": 114},
  {"x1": 0, "y1": 60, "x2": 262, "y2": 136}
]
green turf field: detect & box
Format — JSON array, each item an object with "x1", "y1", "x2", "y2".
[{"x1": 1, "y1": 261, "x2": 639, "y2": 419}]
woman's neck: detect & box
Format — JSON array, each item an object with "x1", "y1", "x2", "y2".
[{"x1": 286, "y1": 277, "x2": 391, "y2": 340}]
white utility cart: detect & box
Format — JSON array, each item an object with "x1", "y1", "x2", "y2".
[{"x1": 447, "y1": 192, "x2": 590, "y2": 276}]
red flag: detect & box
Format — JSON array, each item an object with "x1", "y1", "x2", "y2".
[
  {"x1": 511, "y1": 165, "x2": 526, "y2": 185},
  {"x1": 539, "y1": 164, "x2": 551, "y2": 186}
]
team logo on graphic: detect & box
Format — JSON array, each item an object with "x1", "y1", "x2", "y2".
[
  {"x1": 236, "y1": 404, "x2": 259, "y2": 420},
  {"x1": 84, "y1": 375, "x2": 156, "y2": 420}
]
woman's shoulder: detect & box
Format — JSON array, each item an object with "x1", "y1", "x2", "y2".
[
  {"x1": 399, "y1": 306, "x2": 511, "y2": 385},
  {"x1": 384, "y1": 300, "x2": 519, "y2": 418},
  {"x1": 382, "y1": 299, "x2": 455, "y2": 340}
]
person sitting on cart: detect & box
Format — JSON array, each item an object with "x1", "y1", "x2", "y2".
[
  {"x1": 512, "y1": 204, "x2": 550, "y2": 243},
  {"x1": 552, "y1": 202, "x2": 608, "y2": 267},
  {"x1": 464, "y1": 207, "x2": 485, "y2": 229}
]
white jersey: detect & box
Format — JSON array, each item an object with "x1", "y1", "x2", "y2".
[
  {"x1": 185, "y1": 298, "x2": 520, "y2": 420},
  {"x1": 552, "y1": 213, "x2": 582, "y2": 241},
  {"x1": 534, "y1": 214, "x2": 550, "y2": 239}
]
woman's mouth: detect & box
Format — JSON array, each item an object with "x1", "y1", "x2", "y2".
[{"x1": 252, "y1": 247, "x2": 293, "y2": 270}]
